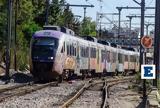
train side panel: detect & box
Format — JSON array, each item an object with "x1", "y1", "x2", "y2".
[{"x1": 89, "y1": 43, "x2": 97, "y2": 73}]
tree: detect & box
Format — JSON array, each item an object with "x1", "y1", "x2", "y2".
[
  {"x1": 0, "y1": 0, "x2": 84, "y2": 69},
  {"x1": 0, "y1": 0, "x2": 7, "y2": 62},
  {"x1": 80, "y1": 17, "x2": 96, "y2": 36}
]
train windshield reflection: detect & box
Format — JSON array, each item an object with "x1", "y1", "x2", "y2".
[
  {"x1": 32, "y1": 37, "x2": 58, "y2": 57},
  {"x1": 32, "y1": 37, "x2": 58, "y2": 46}
]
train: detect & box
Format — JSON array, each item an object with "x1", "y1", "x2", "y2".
[{"x1": 29, "y1": 26, "x2": 140, "y2": 82}]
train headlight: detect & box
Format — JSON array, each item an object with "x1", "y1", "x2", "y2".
[
  {"x1": 48, "y1": 57, "x2": 53, "y2": 60},
  {"x1": 34, "y1": 56, "x2": 38, "y2": 59}
]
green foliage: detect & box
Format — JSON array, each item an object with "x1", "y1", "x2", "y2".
[
  {"x1": 22, "y1": 21, "x2": 41, "y2": 45},
  {"x1": 16, "y1": 0, "x2": 34, "y2": 24},
  {"x1": 135, "y1": 72, "x2": 141, "y2": 84},
  {"x1": 80, "y1": 17, "x2": 96, "y2": 36},
  {"x1": 17, "y1": 48, "x2": 29, "y2": 70},
  {"x1": 0, "y1": 0, "x2": 96, "y2": 71},
  {"x1": 0, "y1": 0, "x2": 7, "y2": 49}
]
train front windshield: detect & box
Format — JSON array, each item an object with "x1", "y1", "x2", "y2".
[{"x1": 31, "y1": 37, "x2": 58, "y2": 60}]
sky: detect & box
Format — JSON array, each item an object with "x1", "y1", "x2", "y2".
[{"x1": 66, "y1": 0, "x2": 155, "y2": 34}]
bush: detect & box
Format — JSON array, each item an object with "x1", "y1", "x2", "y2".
[
  {"x1": 17, "y1": 48, "x2": 29, "y2": 71},
  {"x1": 135, "y1": 72, "x2": 141, "y2": 84}
]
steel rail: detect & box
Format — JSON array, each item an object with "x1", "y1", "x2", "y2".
[
  {"x1": 61, "y1": 76, "x2": 133, "y2": 108},
  {"x1": 61, "y1": 79, "x2": 93, "y2": 108},
  {"x1": 0, "y1": 81, "x2": 58, "y2": 102},
  {"x1": 102, "y1": 77, "x2": 134, "y2": 108},
  {"x1": 0, "y1": 81, "x2": 34, "y2": 93}
]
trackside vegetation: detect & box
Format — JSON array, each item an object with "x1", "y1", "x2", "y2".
[{"x1": 0, "y1": 0, "x2": 96, "y2": 70}]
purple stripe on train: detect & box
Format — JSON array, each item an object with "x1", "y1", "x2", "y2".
[{"x1": 33, "y1": 30, "x2": 63, "y2": 39}]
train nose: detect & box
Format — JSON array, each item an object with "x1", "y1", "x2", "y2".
[
  {"x1": 32, "y1": 61, "x2": 55, "y2": 80},
  {"x1": 33, "y1": 56, "x2": 54, "y2": 61}
]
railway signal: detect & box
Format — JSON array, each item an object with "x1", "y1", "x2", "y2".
[{"x1": 141, "y1": 36, "x2": 153, "y2": 49}]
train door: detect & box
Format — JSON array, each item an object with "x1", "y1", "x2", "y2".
[
  {"x1": 124, "y1": 54, "x2": 129, "y2": 72},
  {"x1": 118, "y1": 52, "x2": 124, "y2": 73},
  {"x1": 128, "y1": 55, "x2": 130, "y2": 71},
  {"x1": 75, "y1": 41, "x2": 81, "y2": 75},
  {"x1": 110, "y1": 51, "x2": 113, "y2": 72},
  {"x1": 106, "y1": 51, "x2": 111, "y2": 72},
  {"x1": 88, "y1": 44, "x2": 91, "y2": 72},
  {"x1": 96, "y1": 47, "x2": 100, "y2": 72},
  {"x1": 101, "y1": 49, "x2": 106, "y2": 72}
]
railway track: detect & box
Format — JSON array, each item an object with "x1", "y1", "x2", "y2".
[
  {"x1": 0, "y1": 81, "x2": 58, "y2": 102},
  {"x1": 61, "y1": 76, "x2": 133, "y2": 108},
  {"x1": 101, "y1": 77, "x2": 133, "y2": 108}
]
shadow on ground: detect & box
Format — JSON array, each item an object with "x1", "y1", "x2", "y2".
[
  {"x1": 11, "y1": 73, "x2": 34, "y2": 83},
  {"x1": 0, "y1": 72, "x2": 34, "y2": 83},
  {"x1": 136, "y1": 97, "x2": 147, "y2": 108}
]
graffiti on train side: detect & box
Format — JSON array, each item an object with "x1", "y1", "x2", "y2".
[{"x1": 64, "y1": 57, "x2": 76, "y2": 69}]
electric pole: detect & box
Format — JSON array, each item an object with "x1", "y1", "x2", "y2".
[
  {"x1": 61, "y1": 4, "x2": 94, "y2": 21},
  {"x1": 145, "y1": 23, "x2": 154, "y2": 35},
  {"x1": 141, "y1": 0, "x2": 146, "y2": 99},
  {"x1": 117, "y1": 7, "x2": 122, "y2": 40},
  {"x1": 116, "y1": 6, "x2": 155, "y2": 46},
  {"x1": 126, "y1": 16, "x2": 133, "y2": 47},
  {"x1": 45, "y1": 0, "x2": 49, "y2": 25},
  {"x1": 126, "y1": 15, "x2": 155, "y2": 36},
  {"x1": 153, "y1": 0, "x2": 160, "y2": 87},
  {"x1": 14, "y1": 0, "x2": 18, "y2": 71},
  {"x1": 6, "y1": 0, "x2": 12, "y2": 79},
  {"x1": 83, "y1": 7, "x2": 87, "y2": 21},
  {"x1": 126, "y1": 15, "x2": 155, "y2": 18}
]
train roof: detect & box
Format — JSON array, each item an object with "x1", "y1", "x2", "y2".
[
  {"x1": 33, "y1": 30, "x2": 139, "y2": 54},
  {"x1": 121, "y1": 47, "x2": 135, "y2": 51},
  {"x1": 97, "y1": 40, "x2": 109, "y2": 45},
  {"x1": 43, "y1": 25, "x2": 75, "y2": 36},
  {"x1": 82, "y1": 36, "x2": 95, "y2": 42},
  {"x1": 33, "y1": 30, "x2": 63, "y2": 39},
  {"x1": 110, "y1": 43, "x2": 117, "y2": 48}
]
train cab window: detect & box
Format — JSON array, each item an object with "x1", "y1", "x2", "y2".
[
  {"x1": 61, "y1": 42, "x2": 65, "y2": 53},
  {"x1": 33, "y1": 37, "x2": 58, "y2": 47},
  {"x1": 61, "y1": 27, "x2": 66, "y2": 33}
]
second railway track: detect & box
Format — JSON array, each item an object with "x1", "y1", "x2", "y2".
[
  {"x1": 61, "y1": 76, "x2": 133, "y2": 108},
  {"x1": 0, "y1": 81, "x2": 58, "y2": 102}
]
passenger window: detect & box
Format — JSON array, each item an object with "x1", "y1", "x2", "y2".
[
  {"x1": 61, "y1": 42, "x2": 65, "y2": 53},
  {"x1": 74, "y1": 47, "x2": 76, "y2": 56},
  {"x1": 61, "y1": 46, "x2": 64, "y2": 53},
  {"x1": 67, "y1": 45, "x2": 70, "y2": 55}
]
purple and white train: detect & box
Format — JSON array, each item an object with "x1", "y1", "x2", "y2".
[{"x1": 30, "y1": 26, "x2": 140, "y2": 82}]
